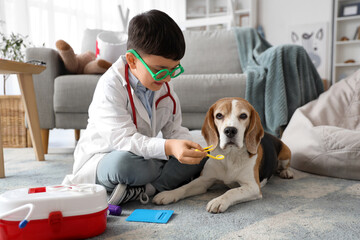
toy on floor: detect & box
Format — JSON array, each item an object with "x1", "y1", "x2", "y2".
[
  {"x1": 0, "y1": 184, "x2": 108, "y2": 240},
  {"x1": 56, "y1": 39, "x2": 112, "y2": 74},
  {"x1": 126, "y1": 209, "x2": 174, "y2": 224},
  {"x1": 195, "y1": 145, "x2": 224, "y2": 160},
  {"x1": 108, "y1": 204, "x2": 122, "y2": 216}
]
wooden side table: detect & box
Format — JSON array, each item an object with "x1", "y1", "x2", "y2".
[{"x1": 0, "y1": 59, "x2": 46, "y2": 178}]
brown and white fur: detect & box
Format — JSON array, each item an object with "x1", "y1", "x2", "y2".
[{"x1": 153, "y1": 97, "x2": 293, "y2": 213}]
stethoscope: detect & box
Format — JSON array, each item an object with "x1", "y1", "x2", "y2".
[{"x1": 125, "y1": 63, "x2": 176, "y2": 128}]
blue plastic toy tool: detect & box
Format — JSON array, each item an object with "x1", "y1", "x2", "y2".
[{"x1": 126, "y1": 209, "x2": 174, "y2": 224}]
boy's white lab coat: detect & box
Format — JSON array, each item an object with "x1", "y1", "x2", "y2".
[{"x1": 62, "y1": 57, "x2": 192, "y2": 185}]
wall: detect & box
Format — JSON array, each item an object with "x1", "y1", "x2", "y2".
[
  {"x1": 258, "y1": 0, "x2": 333, "y2": 80},
  {"x1": 124, "y1": 0, "x2": 185, "y2": 24},
  {"x1": 1, "y1": 0, "x2": 334, "y2": 93},
  {"x1": 258, "y1": 0, "x2": 333, "y2": 45}
]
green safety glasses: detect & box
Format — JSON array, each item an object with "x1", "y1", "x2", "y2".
[{"x1": 127, "y1": 49, "x2": 184, "y2": 81}]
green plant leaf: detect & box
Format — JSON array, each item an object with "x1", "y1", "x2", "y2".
[{"x1": 0, "y1": 32, "x2": 34, "y2": 94}]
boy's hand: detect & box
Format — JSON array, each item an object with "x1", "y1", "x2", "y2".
[{"x1": 165, "y1": 139, "x2": 208, "y2": 165}]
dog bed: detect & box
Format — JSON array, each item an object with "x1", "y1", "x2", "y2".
[{"x1": 281, "y1": 70, "x2": 360, "y2": 180}]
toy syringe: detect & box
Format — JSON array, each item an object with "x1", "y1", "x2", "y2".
[{"x1": 195, "y1": 145, "x2": 224, "y2": 160}]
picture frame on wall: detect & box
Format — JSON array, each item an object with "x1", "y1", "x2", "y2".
[
  {"x1": 353, "y1": 26, "x2": 360, "y2": 40},
  {"x1": 239, "y1": 14, "x2": 249, "y2": 27},
  {"x1": 340, "y1": 3, "x2": 360, "y2": 17},
  {"x1": 288, "y1": 22, "x2": 329, "y2": 79}
]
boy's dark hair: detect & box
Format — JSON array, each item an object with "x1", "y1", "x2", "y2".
[{"x1": 127, "y1": 9, "x2": 185, "y2": 61}]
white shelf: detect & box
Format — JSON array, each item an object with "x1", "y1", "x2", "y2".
[
  {"x1": 182, "y1": 15, "x2": 232, "y2": 28},
  {"x1": 332, "y1": 0, "x2": 360, "y2": 83},
  {"x1": 337, "y1": 15, "x2": 360, "y2": 21},
  {"x1": 234, "y1": 9, "x2": 250, "y2": 15},
  {"x1": 183, "y1": 0, "x2": 257, "y2": 30},
  {"x1": 336, "y1": 40, "x2": 360, "y2": 44},
  {"x1": 187, "y1": 13, "x2": 207, "y2": 18},
  {"x1": 208, "y1": 12, "x2": 228, "y2": 17},
  {"x1": 335, "y1": 62, "x2": 360, "y2": 67}
]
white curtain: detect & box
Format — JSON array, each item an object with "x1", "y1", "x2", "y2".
[
  {"x1": 1, "y1": 0, "x2": 184, "y2": 52},
  {"x1": 0, "y1": 0, "x2": 185, "y2": 95},
  {"x1": 1, "y1": 0, "x2": 131, "y2": 52}
]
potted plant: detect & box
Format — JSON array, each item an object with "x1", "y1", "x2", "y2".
[
  {"x1": 1, "y1": 32, "x2": 32, "y2": 94},
  {"x1": 0, "y1": 32, "x2": 33, "y2": 147}
]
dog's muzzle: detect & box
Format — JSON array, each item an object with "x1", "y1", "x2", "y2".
[
  {"x1": 224, "y1": 127, "x2": 238, "y2": 139},
  {"x1": 222, "y1": 127, "x2": 240, "y2": 149}
]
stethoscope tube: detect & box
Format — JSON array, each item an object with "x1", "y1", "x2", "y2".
[{"x1": 124, "y1": 64, "x2": 176, "y2": 128}]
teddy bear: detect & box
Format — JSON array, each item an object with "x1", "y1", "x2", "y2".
[{"x1": 55, "y1": 39, "x2": 112, "y2": 74}]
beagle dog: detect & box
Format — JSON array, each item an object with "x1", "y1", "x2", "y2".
[{"x1": 153, "y1": 97, "x2": 293, "y2": 213}]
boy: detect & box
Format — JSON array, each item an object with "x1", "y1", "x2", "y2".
[{"x1": 62, "y1": 10, "x2": 208, "y2": 205}]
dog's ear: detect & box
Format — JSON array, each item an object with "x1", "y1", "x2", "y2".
[
  {"x1": 245, "y1": 107, "x2": 264, "y2": 155},
  {"x1": 202, "y1": 105, "x2": 219, "y2": 149}
]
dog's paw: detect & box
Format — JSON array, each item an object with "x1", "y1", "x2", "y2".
[
  {"x1": 152, "y1": 190, "x2": 181, "y2": 205},
  {"x1": 206, "y1": 196, "x2": 229, "y2": 213},
  {"x1": 279, "y1": 169, "x2": 294, "y2": 179}
]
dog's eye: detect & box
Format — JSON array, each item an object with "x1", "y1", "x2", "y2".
[
  {"x1": 216, "y1": 113, "x2": 223, "y2": 119},
  {"x1": 239, "y1": 113, "x2": 247, "y2": 119}
]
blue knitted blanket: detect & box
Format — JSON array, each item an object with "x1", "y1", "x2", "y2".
[{"x1": 233, "y1": 27, "x2": 324, "y2": 136}]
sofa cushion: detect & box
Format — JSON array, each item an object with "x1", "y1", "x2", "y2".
[
  {"x1": 181, "y1": 113, "x2": 207, "y2": 130},
  {"x1": 54, "y1": 73, "x2": 246, "y2": 128},
  {"x1": 181, "y1": 30, "x2": 242, "y2": 74},
  {"x1": 174, "y1": 73, "x2": 246, "y2": 129},
  {"x1": 173, "y1": 73, "x2": 246, "y2": 113},
  {"x1": 54, "y1": 75, "x2": 100, "y2": 113},
  {"x1": 82, "y1": 29, "x2": 243, "y2": 76},
  {"x1": 56, "y1": 113, "x2": 90, "y2": 129}
]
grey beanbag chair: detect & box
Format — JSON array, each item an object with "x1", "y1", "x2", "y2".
[{"x1": 281, "y1": 70, "x2": 360, "y2": 180}]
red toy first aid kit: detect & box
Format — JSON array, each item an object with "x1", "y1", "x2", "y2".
[{"x1": 0, "y1": 184, "x2": 108, "y2": 240}]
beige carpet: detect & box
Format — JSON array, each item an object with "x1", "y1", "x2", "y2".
[{"x1": 1, "y1": 147, "x2": 360, "y2": 240}]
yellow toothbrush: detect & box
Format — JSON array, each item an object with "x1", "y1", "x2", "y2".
[{"x1": 195, "y1": 145, "x2": 224, "y2": 160}]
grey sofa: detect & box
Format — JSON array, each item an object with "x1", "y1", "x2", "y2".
[{"x1": 26, "y1": 28, "x2": 246, "y2": 153}]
